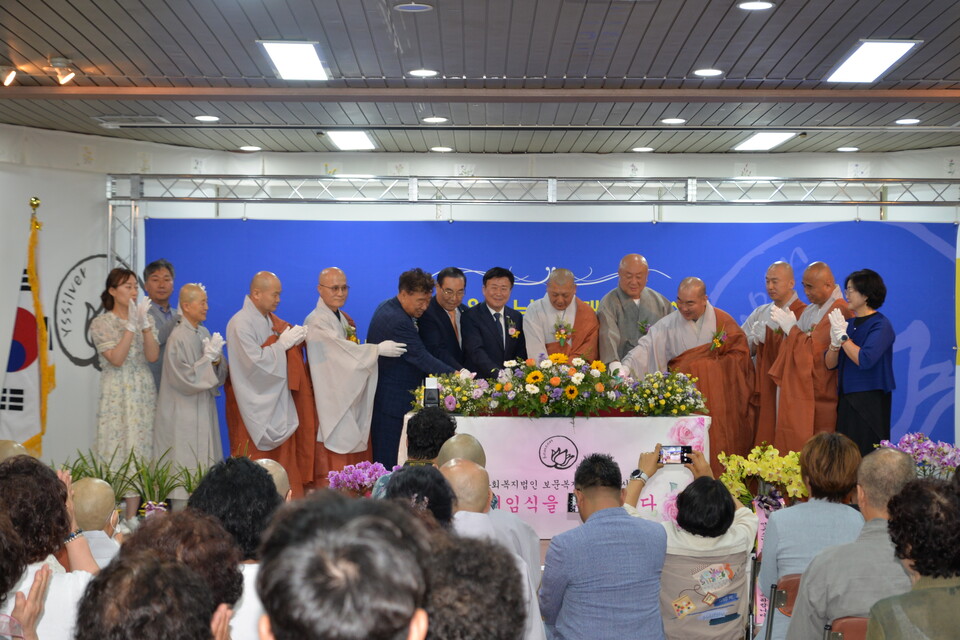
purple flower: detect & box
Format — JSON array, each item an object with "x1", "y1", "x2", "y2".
[
  {"x1": 476, "y1": 379, "x2": 489, "y2": 390},
  {"x1": 550, "y1": 387, "x2": 563, "y2": 399},
  {"x1": 444, "y1": 395, "x2": 457, "y2": 411},
  {"x1": 507, "y1": 390, "x2": 516, "y2": 400},
  {"x1": 472, "y1": 388, "x2": 484, "y2": 399},
  {"x1": 583, "y1": 392, "x2": 590, "y2": 398}
]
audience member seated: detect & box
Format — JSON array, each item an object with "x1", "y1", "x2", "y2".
[
  {"x1": 189, "y1": 457, "x2": 284, "y2": 640},
  {"x1": 257, "y1": 492, "x2": 431, "y2": 640},
  {"x1": 625, "y1": 446, "x2": 759, "y2": 640},
  {"x1": 757, "y1": 433, "x2": 864, "y2": 640},
  {"x1": 436, "y1": 433, "x2": 486, "y2": 467},
  {"x1": 371, "y1": 407, "x2": 457, "y2": 498},
  {"x1": 383, "y1": 464, "x2": 457, "y2": 530},
  {"x1": 72, "y1": 477, "x2": 121, "y2": 569},
  {"x1": 423, "y1": 535, "x2": 525, "y2": 640},
  {"x1": 119, "y1": 509, "x2": 243, "y2": 615},
  {"x1": 256, "y1": 458, "x2": 292, "y2": 501},
  {"x1": 75, "y1": 552, "x2": 231, "y2": 640},
  {"x1": 788, "y1": 447, "x2": 916, "y2": 639},
  {"x1": 1, "y1": 511, "x2": 52, "y2": 640},
  {"x1": 0, "y1": 456, "x2": 98, "y2": 640},
  {"x1": 539, "y1": 453, "x2": 667, "y2": 640},
  {"x1": 866, "y1": 478, "x2": 960, "y2": 639},
  {"x1": 0, "y1": 440, "x2": 28, "y2": 462}
]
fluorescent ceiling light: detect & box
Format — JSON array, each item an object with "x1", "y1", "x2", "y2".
[
  {"x1": 194, "y1": 115, "x2": 220, "y2": 122},
  {"x1": 430, "y1": 146, "x2": 453, "y2": 152},
  {"x1": 239, "y1": 146, "x2": 261, "y2": 152},
  {"x1": 631, "y1": 147, "x2": 654, "y2": 152},
  {"x1": 733, "y1": 132, "x2": 796, "y2": 151},
  {"x1": 422, "y1": 116, "x2": 448, "y2": 123},
  {"x1": 738, "y1": 1, "x2": 774, "y2": 9},
  {"x1": 259, "y1": 41, "x2": 328, "y2": 80},
  {"x1": 1, "y1": 67, "x2": 16, "y2": 86},
  {"x1": 326, "y1": 130, "x2": 376, "y2": 150},
  {"x1": 335, "y1": 174, "x2": 376, "y2": 179},
  {"x1": 394, "y1": 2, "x2": 434, "y2": 11},
  {"x1": 661, "y1": 118, "x2": 686, "y2": 125},
  {"x1": 827, "y1": 40, "x2": 920, "y2": 83},
  {"x1": 693, "y1": 68, "x2": 723, "y2": 77},
  {"x1": 408, "y1": 68, "x2": 438, "y2": 77},
  {"x1": 895, "y1": 118, "x2": 920, "y2": 125},
  {"x1": 837, "y1": 147, "x2": 859, "y2": 152}
]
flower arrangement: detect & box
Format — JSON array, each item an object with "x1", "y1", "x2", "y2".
[
  {"x1": 718, "y1": 444, "x2": 807, "y2": 508},
  {"x1": 344, "y1": 324, "x2": 360, "y2": 344},
  {"x1": 879, "y1": 432, "x2": 960, "y2": 478},
  {"x1": 622, "y1": 370, "x2": 707, "y2": 417},
  {"x1": 637, "y1": 320, "x2": 650, "y2": 336},
  {"x1": 710, "y1": 326, "x2": 727, "y2": 351},
  {"x1": 327, "y1": 461, "x2": 395, "y2": 496},
  {"x1": 553, "y1": 319, "x2": 574, "y2": 346},
  {"x1": 411, "y1": 370, "x2": 494, "y2": 414},
  {"x1": 506, "y1": 315, "x2": 521, "y2": 339}
]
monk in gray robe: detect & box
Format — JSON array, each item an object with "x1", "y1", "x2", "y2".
[{"x1": 153, "y1": 283, "x2": 228, "y2": 501}]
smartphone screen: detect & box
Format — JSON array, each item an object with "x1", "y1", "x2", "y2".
[{"x1": 659, "y1": 445, "x2": 693, "y2": 464}]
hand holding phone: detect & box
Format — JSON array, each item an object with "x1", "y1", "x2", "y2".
[{"x1": 658, "y1": 445, "x2": 693, "y2": 465}]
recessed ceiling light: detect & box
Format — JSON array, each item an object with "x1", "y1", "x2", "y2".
[
  {"x1": 733, "y1": 132, "x2": 797, "y2": 151},
  {"x1": 895, "y1": 118, "x2": 920, "y2": 125},
  {"x1": 837, "y1": 147, "x2": 859, "y2": 152},
  {"x1": 693, "y1": 68, "x2": 723, "y2": 77},
  {"x1": 631, "y1": 147, "x2": 655, "y2": 152},
  {"x1": 394, "y1": 2, "x2": 434, "y2": 11},
  {"x1": 827, "y1": 40, "x2": 921, "y2": 83},
  {"x1": 239, "y1": 146, "x2": 261, "y2": 152},
  {"x1": 258, "y1": 41, "x2": 329, "y2": 80},
  {"x1": 430, "y1": 146, "x2": 453, "y2": 152},
  {"x1": 661, "y1": 118, "x2": 686, "y2": 125},
  {"x1": 326, "y1": 131, "x2": 376, "y2": 150},
  {"x1": 194, "y1": 115, "x2": 220, "y2": 122},
  {"x1": 408, "y1": 68, "x2": 439, "y2": 77},
  {"x1": 738, "y1": 1, "x2": 774, "y2": 9},
  {"x1": 422, "y1": 116, "x2": 448, "y2": 123}
]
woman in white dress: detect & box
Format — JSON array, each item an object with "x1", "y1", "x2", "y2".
[{"x1": 89, "y1": 268, "x2": 159, "y2": 519}]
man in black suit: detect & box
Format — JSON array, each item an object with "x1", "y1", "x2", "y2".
[
  {"x1": 462, "y1": 267, "x2": 527, "y2": 375},
  {"x1": 419, "y1": 267, "x2": 468, "y2": 369}
]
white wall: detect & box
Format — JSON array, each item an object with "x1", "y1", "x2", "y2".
[{"x1": 1, "y1": 121, "x2": 957, "y2": 463}]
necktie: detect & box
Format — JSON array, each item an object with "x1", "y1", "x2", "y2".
[
  {"x1": 334, "y1": 309, "x2": 341, "y2": 321},
  {"x1": 448, "y1": 309, "x2": 459, "y2": 343},
  {"x1": 494, "y1": 312, "x2": 504, "y2": 348}
]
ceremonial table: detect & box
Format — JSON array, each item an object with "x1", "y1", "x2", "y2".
[{"x1": 399, "y1": 414, "x2": 711, "y2": 539}]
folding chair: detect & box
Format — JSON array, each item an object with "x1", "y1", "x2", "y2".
[
  {"x1": 823, "y1": 616, "x2": 869, "y2": 640},
  {"x1": 762, "y1": 573, "x2": 801, "y2": 640}
]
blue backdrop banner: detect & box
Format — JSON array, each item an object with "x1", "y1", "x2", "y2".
[{"x1": 146, "y1": 219, "x2": 956, "y2": 447}]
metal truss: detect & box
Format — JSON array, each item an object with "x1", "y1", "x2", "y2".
[
  {"x1": 108, "y1": 174, "x2": 960, "y2": 206},
  {"x1": 107, "y1": 176, "x2": 138, "y2": 273}
]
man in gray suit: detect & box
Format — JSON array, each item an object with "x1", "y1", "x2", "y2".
[{"x1": 539, "y1": 454, "x2": 667, "y2": 640}]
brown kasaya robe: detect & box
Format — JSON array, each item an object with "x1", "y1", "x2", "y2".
[
  {"x1": 752, "y1": 298, "x2": 807, "y2": 449},
  {"x1": 545, "y1": 299, "x2": 601, "y2": 362}
]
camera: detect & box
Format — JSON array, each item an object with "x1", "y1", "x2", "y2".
[{"x1": 659, "y1": 445, "x2": 693, "y2": 465}]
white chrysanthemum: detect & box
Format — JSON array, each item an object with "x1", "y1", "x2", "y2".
[
  {"x1": 539, "y1": 359, "x2": 553, "y2": 369},
  {"x1": 590, "y1": 369, "x2": 602, "y2": 378},
  {"x1": 571, "y1": 372, "x2": 585, "y2": 384},
  {"x1": 607, "y1": 391, "x2": 617, "y2": 401},
  {"x1": 503, "y1": 360, "x2": 518, "y2": 368},
  {"x1": 489, "y1": 400, "x2": 499, "y2": 409},
  {"x1": 571, "y1": 357, "x2": 586, "y2": 367},
  {"x1": 525, "y1": 383, "x2": 540, "y2": 394}
]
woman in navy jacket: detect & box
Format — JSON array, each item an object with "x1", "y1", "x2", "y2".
[{"x1": 825, "y1": 269, "x2": 895, "y2": 456}]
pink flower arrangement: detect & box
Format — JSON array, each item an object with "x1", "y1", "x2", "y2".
[
  {"x1": 879, "y1": 432, "x2": 960, "y2": 478},
  {"x1": 667, "y1": 417, "x2": 706, "y2": 452},
  {"x1": 327, "y1": 461, "x2": 397, "y2": 494},
  {"x1": 660, "y1": 491, "x2": 680, "y2": 523}
]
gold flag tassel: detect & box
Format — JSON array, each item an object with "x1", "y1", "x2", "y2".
[{"x1": 23, "y1": 197, "x2": 56, "y2": 456}]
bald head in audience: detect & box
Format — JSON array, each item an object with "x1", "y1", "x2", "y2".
[
  {"x1": 857, "y1": 447, "x2": 917, "y2": 519},
  {"x1": 441, "y1": 459, "x2": 493, "y2": 514},
  {"x1": 256, "y1": 458, "x2": 292, "y2": 501},
  {"x1": 73, "y1": 477, "x2": 117, "y2": 532},
  {"x1": 437, "y1": 433, "x2": 486, "y2": 468},
  {"x1": 0, "y1": 440, "x2": 28, "y2": 462}
]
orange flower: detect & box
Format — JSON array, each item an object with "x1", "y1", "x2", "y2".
[
  {"x1": 525, "y1": 358, "x2": 536, "y2": 367},
  {"x1": 568, "y1": 367, "x2": 577, "y2": 375},
  {"x1": 503, "y1": 382, "x2": 513, "y2": 392},
  {"x1": 540, "y1": 394, "x2": 549, "y2": 404},
  {"x1": 595, "y1": 382, "x2": 605, "y2": 393},
  {"x1": 549, "y1": 376, "x2": 561, "y2": 387}
]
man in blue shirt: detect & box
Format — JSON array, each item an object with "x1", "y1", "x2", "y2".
[{"x1": 539, "y1": 453, "x2": 667, "y2": 640}]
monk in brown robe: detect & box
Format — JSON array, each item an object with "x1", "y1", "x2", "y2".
[
  {"x1": 623, "y1": 277, "x2": 755, "y2": 476},
  {"x1": 739, "y1": 261, "x2": 806, "y2": 448},
  {"x1": 523, "y1": 268, "x2": 600, "y2": 361},
  {"x1": 768, "y1": 262, "x2": 854, "y2": 454}
]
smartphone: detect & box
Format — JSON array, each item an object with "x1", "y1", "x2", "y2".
[{"x1": 659, "y1": 445, "x2": 693, "y2": 464}]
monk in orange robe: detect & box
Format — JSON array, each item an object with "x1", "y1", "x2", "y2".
[
  {"x1": 768, "y1": 262, "x2": 854, "y2": 454},
  {"x1": 523, "y1": 268, "x2": 601, "y2": 361}
]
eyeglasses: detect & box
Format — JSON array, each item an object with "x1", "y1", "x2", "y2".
[
  {"x1": 319, "y1": 284, "x2": 350, "y2": 293},
  {"x1": 441, "y1": 288, "x2": 465, "y2": 297}
]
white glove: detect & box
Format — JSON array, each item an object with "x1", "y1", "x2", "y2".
[
  {"x1": 277, "y1": 325, "x2": 307, "y2": 350},
  {"x1": 828, "y1": 308, "x2": 848, "y2": 348},
  {"x1": 458, "y1": 368, "x2": 473, "y2": 378},
  {"x1": 202, "y1": 332, "x2": 225, "y2": 362},
  {"x1": 125, "y1": 300, "x2": 139, "y2": 333},
  {"x1": 135, "y1": 297, "x2": 152, "y2": 331},
  {"x1": 769, "y1": 306, "x2": 797, "y2": 335},
  {"x1": 609, "y1": 361, "x2": 623, "y2": 376},
  {"x1": 377, "y1": 340, "x2": 407, "y2": 357}
]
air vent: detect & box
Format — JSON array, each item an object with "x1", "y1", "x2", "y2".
[{"x1": 93, "y1": 115, "x2": 171, "y2": 129}]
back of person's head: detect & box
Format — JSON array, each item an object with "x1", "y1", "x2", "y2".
[
  {"x1": 73, "y1": 477, "x2": 117, "y2": 531},
  {"x1": 256, "y1": 458, "x2": 291, "y2": 498},
  {"x1": 676, "y1": 477, "x2": 735, "y2": 538},
  {"x1": 0, "y1": 455, "x2": 69, "y2": 563},
  {"x1": 120, "y1": 509, "x2": 243, "y2": 607},
  {"x1": 407, "y1": 408, "x2": 458, "y2": 461},
  {"x1": 800, "y1": 432, "x2": 861, "y2": 501},
  {"x1": 573, "y1": 453, "x2": 621, "y2": 492},
  {"x1": 188, "y1": 457, "x2": 283, "y2": 560},
  {"x1": 0, "y1": 512, "x2": 26, "y2": 608},
  {"x1": 258, "y1": 492, "x2": 430, "y2": 640},
  {"x1": 0, "y1": 440, "x2": 28, "y2": 463},
  {"x1": 75, "y1": 552, "x2": 215, "y2": 640},
  {"x1": 888, "y1": 478, "x2": 960, "y2": 578},
  {"x1": 857, "y1": 447, "x2": 917, "y2": 512},
  {"x1": 384, "y1": 465, "x2": 456, "y2": 528},
  {"x1": 440, "y1": 458, "x2": 490, "y2": 513},
  {"x1": 436, "y1": 434, "x2": 486, "y2": 468},
  {"x1": 423, "y1": 536, "x2": 524, "y2": 640}
]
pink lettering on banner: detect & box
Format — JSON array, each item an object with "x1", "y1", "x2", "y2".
[
  {"x1": 639, "y1": 494, "x2": 657, "y2": 511},
  {"x1": 505, "y1": 495, "x2": 520, "y2": 513},
  {"x1": 525, "y1": 495, "x2": 538, "y2": 512},
  {"x1": 543, "y1": 495, "x2": 558, "y2": 514}
]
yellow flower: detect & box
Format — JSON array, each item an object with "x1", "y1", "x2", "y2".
[
  {"x1": 549, "y1": 353, "x2": 569, "y2": 364},
  {"x1": 494, "y1": 383, "x2": 503, "y2": 391},
  {"x1": 526, "y1": 371, "x2": 544, "y2": 384},
  {"x1": 590, "y1": 360, "x2": 606, "y2": 372},
  {"x1": 564, "y1": 385, "x2": 578, "y2": 399}
]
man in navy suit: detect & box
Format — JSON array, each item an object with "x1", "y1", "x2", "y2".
[
  {"x1": 462, "y1": 267, "x2": 527, "y2": 375},
  {"x1": 368, "y1": 268, "x2": 457, "y2": 467},
  {"x1": 419, "y1": 267, "x2": 468, "y2": 370}
]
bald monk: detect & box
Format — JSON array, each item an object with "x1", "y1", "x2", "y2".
[
  {"x1": 304, "y1": 267, "x2": 406, "y2": 486},
  {"x1": 740, "y1": 262, "x2": 806, "y2": 448},
  {"x1": 72, "y1": 477, "x2": 121, "y2": 568},
  {"x1": 523, "y1": 269, "x2": 600, "y2": 361},
  {"x1": 768, "y1": 262, "x2": 854, "y2": 453},
  {"x1": 225, "y1": 271, "x2": 315, "y2": 497},
  {"x1": 622, "y1": 277, "x2": 754, "y2": 475},
  {"x1": 0, "y1": 440, "x2": 28, "y2": 462},
  {"x1": 437, "y1": 433, "x2": 487, "y2": 467},
  {"x1": 598, "y1": 254, "x2": 672, "y2": 368},
  {"x1": 256, "y1": 458, "x2": 292, "y2": 501}
]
